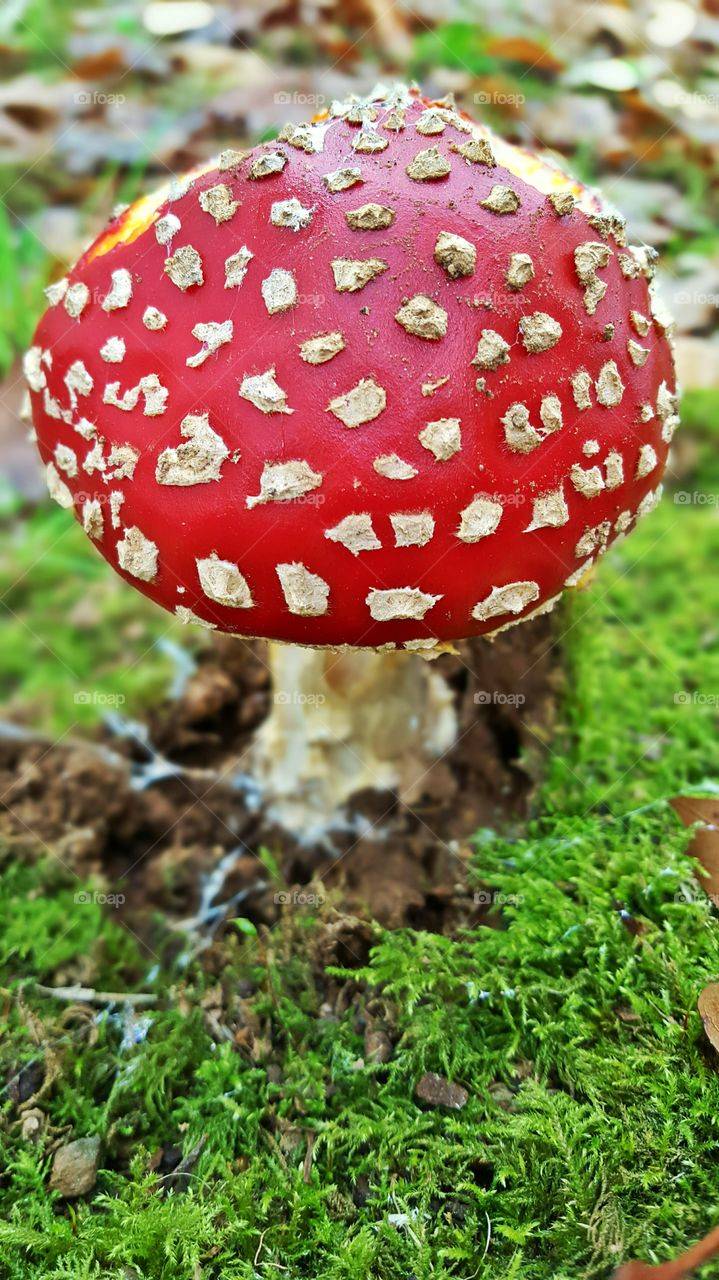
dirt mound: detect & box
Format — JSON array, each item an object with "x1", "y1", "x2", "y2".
[{"x1": 0, "y1": 615, "x2": 562, "y2": 936}]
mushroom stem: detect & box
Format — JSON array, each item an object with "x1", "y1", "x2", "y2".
[{"x1": 250, "y1": 643, "x2": 459, "y2": 842}]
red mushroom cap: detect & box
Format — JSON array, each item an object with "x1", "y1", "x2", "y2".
[{"x1": 26, "y1": 85, "x2": 677, "y2": 651}]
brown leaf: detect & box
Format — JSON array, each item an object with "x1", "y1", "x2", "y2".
[
  {"x1": 698, "y1": 983, "x2": 719, "y2": 1054},
  {"x1": 70, "y1": 49, "x2": 126, "y2": 80},
  {"x1": 670, "y1": 796, "x2": 719, "y2": 827},
  {"x1": 613, "y1": 1221, "x2": 719, "y2": 1278},
  {"x1": 485, "y1": 36, "x2": 564, "y2": 73},
  {"x1": 670, "y1": 796, "x2": 719, "y2": 905}
]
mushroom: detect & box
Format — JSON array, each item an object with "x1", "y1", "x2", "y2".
[{"x1": 25, "y1": 85, "x2": 677, "y2": 837}]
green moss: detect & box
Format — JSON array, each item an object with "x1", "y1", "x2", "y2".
[
  {"x1": 544, "y1": 498, "x2": 719, "y2": 815},
  {"x1": 678, "y1": 389, "x2": 719, "y2": 492},
  {"x1": 2, "y1": 808, "x2": 719, "y2": 1278},
  {"x1": 0, "y1": 505, "x2": 199, "y2": 733},
  {"x1": 0, "y1": 201, "x2": 50, "y2": 376},
  {"x1": 0, "y1": 858, "x2": 138, "y2": 982}
]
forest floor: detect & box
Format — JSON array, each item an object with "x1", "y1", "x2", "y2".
[
  {"x1": 1, "y1": 4, "x2": 719, "y2": 1276},
  {"x1": 0, "y1": 385, "x2": 717, "y2": 1279}
]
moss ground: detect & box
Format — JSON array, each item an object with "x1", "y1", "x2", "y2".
[
  {"x1": 1, "y1": 0, "x2": 718, "y2": 1267},
  {"x1": 0, "y1": 387, "x2": 717, "y2": 1278}
]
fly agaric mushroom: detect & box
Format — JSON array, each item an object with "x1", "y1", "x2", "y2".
[{"x1": 25, "y1": 85, "x2": 677, "y2": 835}]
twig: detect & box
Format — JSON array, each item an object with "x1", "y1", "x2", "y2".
[
  {"x1": 35, "y1": 984, "x2": 158, "y2": 1007},
  {"x1": 482, "y1": 1211, "x2": 492, "y2": 1261},
  {"x1": 303, "y1": 1132, "x2": 315, "y2": 1184},
  {"x1": 254, "y1": 1229, "x2": 267, "y2": 1266}
]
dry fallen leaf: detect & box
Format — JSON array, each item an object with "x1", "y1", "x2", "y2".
[
  {"x1": 670, "y1": 796, "x2": 719, "y2": 906},
  {"x1": 485, "y1": 35, "x2": 564, "y2": 73},
  {"x1": 697, "y1": 983, "x2": 719, "y2": 1055},
  {"x1": 613, "y1": 1221, "x2": 719, "y2": 1278},
  {"x1": 70, "y1": 48, "x2": 126, "y2": 80}
]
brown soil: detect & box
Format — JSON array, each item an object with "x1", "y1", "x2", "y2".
[{"x1": 0, "y1": 616, "x2": 563, "y2": 941}]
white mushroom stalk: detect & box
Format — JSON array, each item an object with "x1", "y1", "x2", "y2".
[{"x1": 250, "y1": 643, "x2": 459, "y2": 844}]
